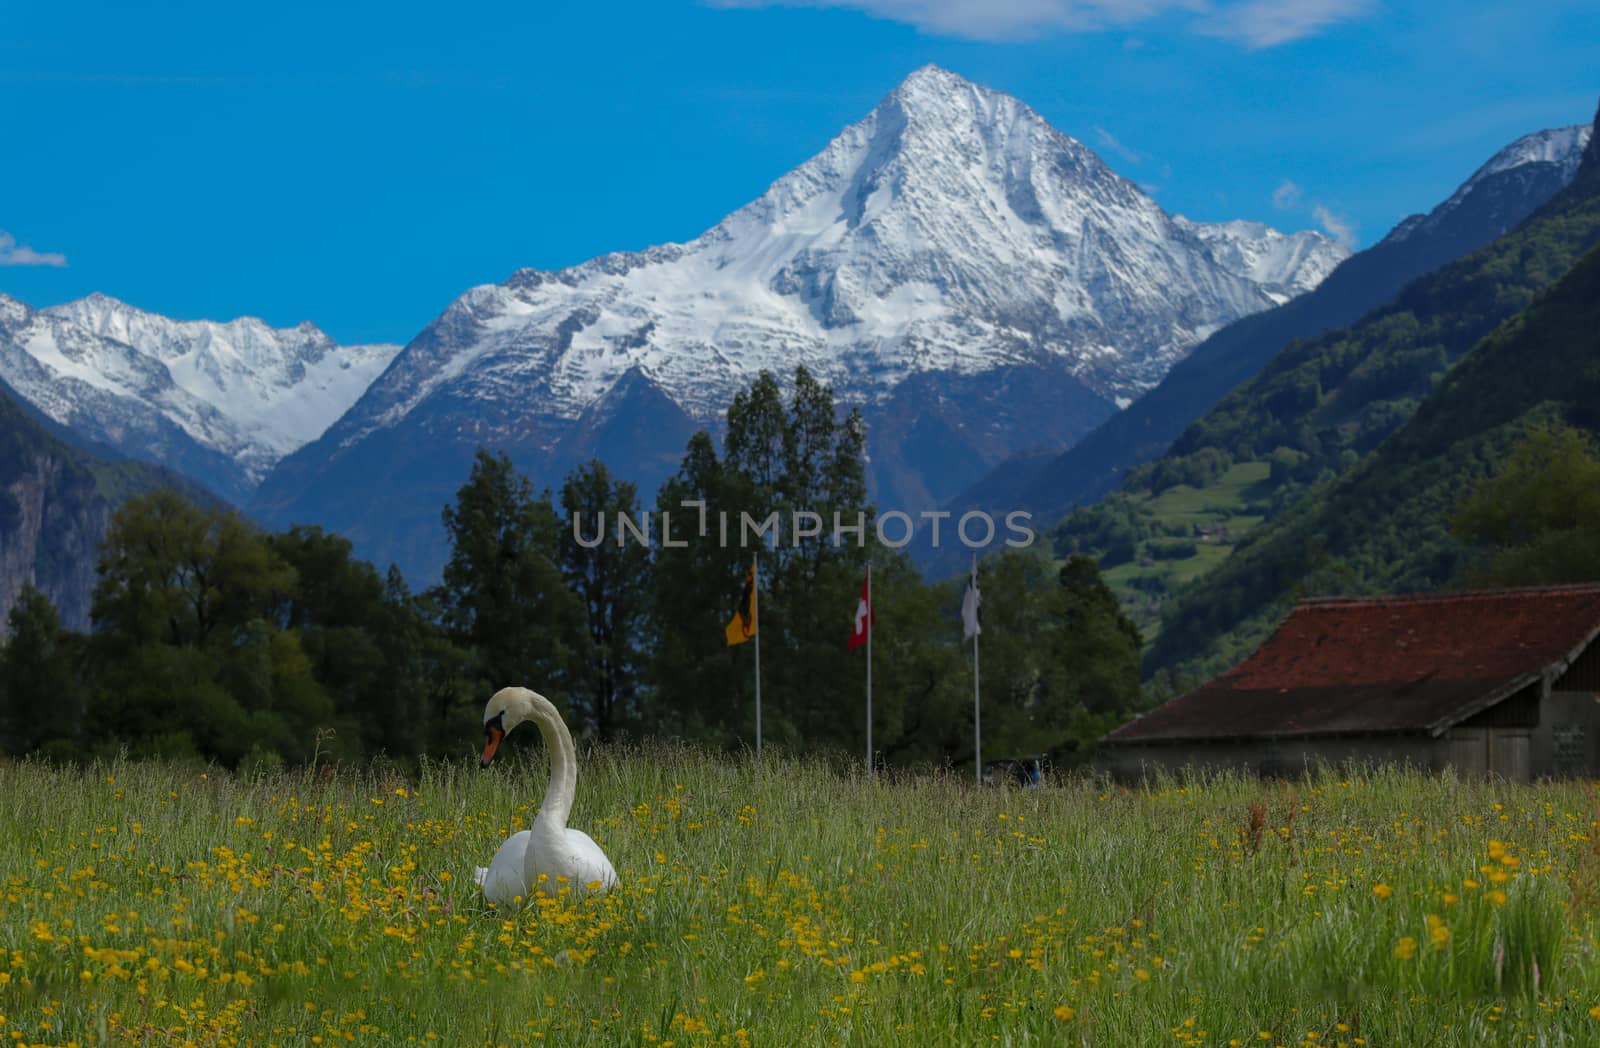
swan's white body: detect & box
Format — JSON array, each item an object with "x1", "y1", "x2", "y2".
[{"x1": 474, "y1": 686, "x2": 619, "y2": 907}]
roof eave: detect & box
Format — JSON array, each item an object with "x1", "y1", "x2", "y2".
[
  {"x1": 1420, "y1": 672, "x2": 1543, "y2": 737},
  {"x1": 1102, "y1": 726, "x2": 1439, "y2": 747},
  {"x1": 1551, "y1": 619, "x2": 1600, "y2": 687}
]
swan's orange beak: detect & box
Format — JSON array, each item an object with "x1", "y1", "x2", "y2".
[{"x1": 481, "y1": 725, "x2": 504, "y2": 768}]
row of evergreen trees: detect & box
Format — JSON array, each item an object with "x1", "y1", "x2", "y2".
[{"x1": 0, "y1": 367, "x2": 1142, "y2": 771}]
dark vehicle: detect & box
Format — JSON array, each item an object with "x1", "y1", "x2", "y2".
[{"x1": 983, "y1": 755, "x2": 1046, "y2": 787}]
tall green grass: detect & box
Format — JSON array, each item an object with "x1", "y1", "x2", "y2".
[{"x1": 0, "y1": 749, "x2": 1598, "y2": 1046}]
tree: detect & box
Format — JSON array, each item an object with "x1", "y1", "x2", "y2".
[
  {"x1": 650, "y1": 367, "x2": 877, "y2": 755},
  {"x1": 1051, "y1": 554, "x2": 1143, "y2": 718},
  {"x1": 267, "y1": 526, "x2": 399, "y2": 758},
  {"x1": 438, "y1": 450, "x2": 581, "y2": 702},
  {"x1": 949, "y1": 551, "x2": 1142, "y2": 769},
  {"x1": 962, "y1": 550, "x2": 1058, "y2": 761},
  {"x1": 1453, "y1": 424, "x2": 1600, "y2": 586},
  {"x1": 724, "y1": 371, "x2": 789, "y2": 503},
  {"x1": 382, "y1": 567, "x2": 475, "y2": 757},
  {"x1": 93, "y1": 490, "x2": 294, "y2": 649},
  {"x1": 89, "y1": 490, "x2": 333, "y2": 766},
  {"x1": 0, "y1": 585, "x2": 81, "y2": 756},
  {"x1": 560, "y1": 460, "x2": 651, "y2": 741},
  {"x1": 649, "y1": 431, "x2": 752, "y2": 744},
  {"x1": 864, "y1": 558, "x2": 969, "y2": 769}
]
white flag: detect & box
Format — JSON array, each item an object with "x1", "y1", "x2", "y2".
[{"x1": 961, "y1": 561, "x2": 981, "y2": 639}]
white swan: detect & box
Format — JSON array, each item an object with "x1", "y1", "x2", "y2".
[{"x1": 472, "y1": 686, "x2": 619, "y2": 907}]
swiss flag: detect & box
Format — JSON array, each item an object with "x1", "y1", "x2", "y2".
[{"x1": 848, "y1": 570, "x2": 874, "y2": 650}]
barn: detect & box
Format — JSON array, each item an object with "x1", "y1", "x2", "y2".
[{"x1": 1100, "y1": 584, "x2": 1600, "y2": 782}]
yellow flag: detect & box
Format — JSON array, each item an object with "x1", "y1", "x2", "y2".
[{"x1": 725, "y1": 559, "x2": 757, "y2": 646}]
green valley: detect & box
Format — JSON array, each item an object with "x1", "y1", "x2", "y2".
[
  {"x1": 1054, "y1": 460, "x2": 1269, "y2": 640},
  {"x1": 1038, "y1": 103, "x2": 1600, "y2": 697}
]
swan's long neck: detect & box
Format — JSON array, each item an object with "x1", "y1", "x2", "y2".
[{"x1": 530, "y1": 703, "x2": 577, "y2": 834}]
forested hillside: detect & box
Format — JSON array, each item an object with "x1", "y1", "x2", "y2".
[
  {"x1": 1049, "y1": 103, "x2": 1600, "y2": 675},
  {"x1": 1146, "y1": 239, "x2": 1600, "y2": 690},
  {"x1": 916, "y1": 122, "x2": 1591, "y2": 578}
]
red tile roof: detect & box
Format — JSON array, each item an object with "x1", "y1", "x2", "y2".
[{"x1": 1107, "y1": 584, "x2": 1600, "y2": 744}]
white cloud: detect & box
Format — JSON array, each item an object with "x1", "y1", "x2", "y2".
[
  {"x1": 0, "y1": 231, "x2": 67, "y2": 268},
  {"x1": 1272, "y1": 184, "x2": 1357, "y2": 249},
  {"x1": 711, "y1": 0, "x2": 1370, "y2": 46},
  {"x1": 710, "y1": 1, "x2": 1192, "y2": 42},
  {"x1": 1272, "y1": 180, "x2": 1303, "y2": 209},
  {"x1": 1313, "y1": 203, "x2": 1358, "y2": 249},
  {"x1": 1200, "y1": 0, "x2": 1374, "y2": 48},
  {"x1": 1093, "y1": 125, "x2": 1145, "y2": 166}
]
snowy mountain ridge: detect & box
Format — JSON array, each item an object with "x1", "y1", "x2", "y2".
[
  {"x1": 338, "y1": 65, "x2": 1345, "y2": 452},
  {"x1": 1386, "y1": 124, "x2": 1592, "y2": 244},
  {"x1": 1449, "y1": 124, "x2": 1593, "y2": 202},
  {"x1": 0, "y1": 291, "x2": 400, "y2": 502}
]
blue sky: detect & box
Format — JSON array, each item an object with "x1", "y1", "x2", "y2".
[{"x1": 3, "y1": 0, "x2": 1596, "y2": 345}]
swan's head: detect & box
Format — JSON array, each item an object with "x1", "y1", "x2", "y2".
[{"x1": 480, "y1": 686, "x2": 557, "y2": 767}]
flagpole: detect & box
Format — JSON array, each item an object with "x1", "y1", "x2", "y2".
[
  {"x1": 973, "y1": 553, "x2": 981, "y2": 786},
  {"x1": 754, "y1": 555, "x2": 762, "y2": 762},
  {"x1": 866, "y1": 561, "x2": 872, "y2": 777}
]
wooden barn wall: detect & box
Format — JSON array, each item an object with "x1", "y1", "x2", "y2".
[{"x1": 1098, "y1": 737, "x2": 1445, "y2": 783}]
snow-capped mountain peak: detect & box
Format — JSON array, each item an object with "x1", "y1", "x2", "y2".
[
  {"x1": 358, "y1": 67, "x2": 1345, "y2": 443},
  {"x1": 258, "y1": 65, "x2": 1347, "y2": 581},
  {"x1": 1385, "y1": 124, "x2": 1593, "y2": 245},
  {"x1": 0, "y1": 292, "x2": 401, "y2": 502},
  {"x1": 1173, "y1": 217, "x2": 1345, "y2": 302},
  {"x1": 1453, "y1": 125, "x2": 1593, "y2": 200}
]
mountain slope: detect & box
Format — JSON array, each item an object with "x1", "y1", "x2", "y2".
[
  {"x1": 0, "y1": 292, "x2": 400, "y2": 504},
  {"x1": 254, "y1": 64, "x2": 1343, "y2": 583},
  {"x1": 1148, "y1": 241, "x2": 1600, "y2": 693},
  {"x1": 1136, "y1": 102, "x2": 1600, "y2": 686},
  {"x1": 922, "y1": 122, "x2": 1591, "y2": 572},
  {"x1": 0, "y1": 380, "x2": 218, "y2": 632}
]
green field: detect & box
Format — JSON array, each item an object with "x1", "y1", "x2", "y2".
[
  {"x1": 1141, "y1": 461, "x2": 1270, "y2": 523},
  {"x1": 1089, "y1": 462, "x2": 1272, "y2": 639},
  {"x1": 2, "y1": 750, "x2": 1599, "y2": 1046}
]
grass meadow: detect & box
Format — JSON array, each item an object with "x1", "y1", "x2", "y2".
[{"x1": 2, "y1": 747, "x2": 1600, "y2": 1046}]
